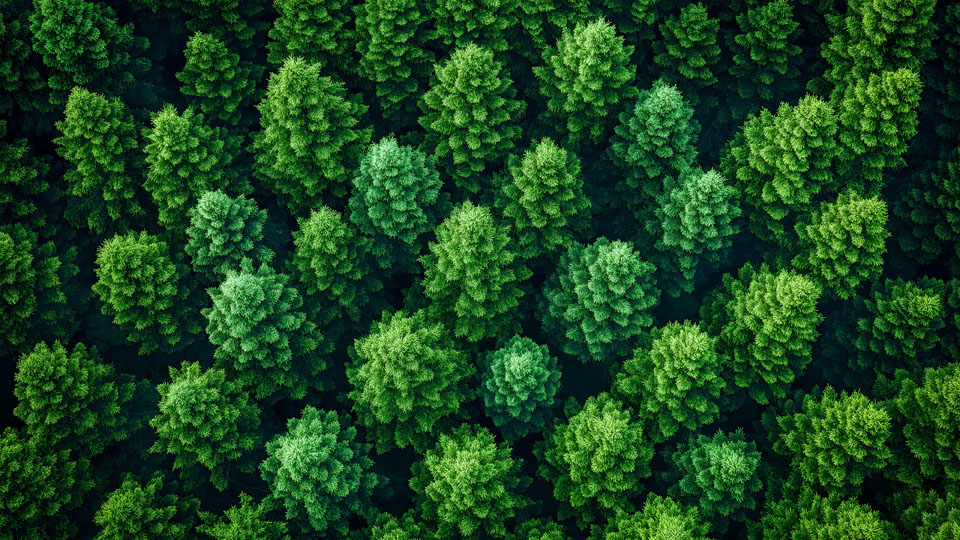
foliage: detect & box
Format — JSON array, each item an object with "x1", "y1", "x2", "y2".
[
  {"x1": 430, "y1": 0, "x2": 518, "y2": 54},
  {"x1": 94, "y1": 473, "x2": 194, "y2": 540},
  {"x1": 177, "y1": 32, "x2": 257, "y2": 129},
  {"x1": 728, "y1": 0, "x2": 801, "y2": 109},
  {"x1": 0, "y1": 223, "x2": 66, "y2": 351},
  {"x1": 753, "y1": 491, "x2": 896, "y2": 540},
  {"x1": 894, "y1": 363, "x2": 960, "y2": 482},
  {"x1": 197, "y1": 493, "x2": 289, "y2": 540},
  {"x1": 600, "y1": 493, "x2": 711, "y2": 540},
  {"x1": 653, "y1": 3, "x2": 720, "y2": 105},
  {"x1": 267, "y1": 0, "x2": 351, "y2": 69},
  {"x1": 184, "y1": 191, "x2": 272, "y2": 282}
]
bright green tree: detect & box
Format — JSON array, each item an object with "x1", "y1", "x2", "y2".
[
  {"x1": 793, "y1": 192, "x2": 889, "y2": 299},
  {"x1": 253, "y1": 57, "x2": 370, "y2": 211},
  {"x1": 754, "y1": 491, "x2": 895, "y2": 540},
  {"x1": 900, "y1": 489, "x2": 960, "y2": 540},
  {"x1": 94, "y1": 473, "x2": 195, "y2": 540},
  {"x1": 197, "y1": 493, "x2": 289, "y2": 540},
  {"x1": 93, "y1": 231, "x2": 199, "y2": 355},
  {"x1": 267, "y1": 0, "x2": 351, "y2": 69},
  {"x1": 480, "y1": 335, "x2": 561, "y2": 440},
  {"x1": 420, "y1": 44, "x2": 524, "y2": 194},
  {"x1": 513, "y1": 518, "x2": 567, "y2": 540},
  {"x1": 728, "y1": 0, "x2": 801, "y2": 113},
  {"x1": 614, "y1": 321, "x2": 725, "y2": 443},
  {"x1": 430, "y1": 0, "x2": 518, "y2": 53},
  {"x1": 653, "y1": 3, "x2": 720, "y2": 106},
  {"x1": 203, "y1": 259, "x2": 322, "y2": 400},
  {"x1": 894, "y1": 362, "x2": 960, "y2": 482},
  {"x1": 184, "y1": 191, "x2": 273, "y2": 282},
  {"x1": 150, "y1": 362, "x2": 260, "y2": 491},
  {"x1": 703, "y1": 264, "x2": 823, "y2": 405},
  {"x1": 347, "y1": 309, "x2": 474, "y2": 452},
  {"x1": 495, "y1": 137, "x2": 590, "y2": 260},
  {"x1": 177, "y1": 32, "x2": 258, "y2": 129},
  {"x1": 534, "y1": 18, "x2": 636, "y2": 147},
  {"x1": 410, "y1": 425, "x2": 530, "y2": 539},
  {"x1": 421, "y1": 201, "x2": 529, "y2": 342},
  {"x1": 260, "y1": 407, "x2": 380, "y2": 535},
  {"x1": 775, "y1": 387, "x2": 890, "y2": 493},
  {"x1": 601, "y1": 493, "x2": 710, "y2": 540},
  {"x1": 363, "y1": 511, "x2": 426, "y2": 540},
  {"x1": 541, "y1": 237, "x2": 659, "y2": 362},
  {"x1": 54, "y1": 87, "x2": 144, "y2": 235},
  {"x1": 14, "y1": 341, "x2": 133, "y2": 457},
  {"x1": 537, "y1": 393, "x2": 654, "y2": 524}
]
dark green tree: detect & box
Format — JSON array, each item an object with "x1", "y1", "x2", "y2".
[
  {"x1": 430, "y1": 0, "x2": 518, "y2": 54},
  {"x1": 260, "y1": 407, "x2": 380, "y2": 535},
  {"x1": 728, "y1": 0, "x2": 801, "y2": 114},
  {"x1": 54, "y1": 87, "x2": 143, "y2": 235},
  {"x1": 184, "y1": 191, "x2": 273, "y2": 282},
  {"x1": 94, "y1": 473, "x2": 195, "y2": 540},
  {"x1": 176, "y1": 32, "x2": 258, "y2": 129},
  {"x1": 613, "y1": 321, "x2": 726, "y2": 443},
  {"x1": 541, "y1": 237, "x2": 659, "y2": 362},
  {"x1": 92, "y1": 231, "x2": 199, "y2": 355},
  {"x1": 512, "y1": 517, "x2": 567, "y2": 540},
  {"x1": 420, "y1": 44, "x2": 524, "y2": 194},
  {"x1": 197, "y1": 493, "x2": 289, "y2": 540},
  {"x1": 534, "y1": 17, "x2": 637, "y2": 147},
  {"x1": 347, "y1": 309, "x2": 474, "y2": 452},
  {"x1": 894, "y1": 363, "x2": 960, "y2": 483},
  {"x1": 0, "y1": 6, "x2": 48, "y2": 117},
  {"x1": 363, "y1": 511, "x2": 426, "y2": 540},
  {"x1": 653, "y1": 3, "x2": 721, "y2": 106},
  {"x1": 421, "y1": 201, "x2": 529, "y2": 342},
  {"x1": 480, "y1": 335, "x2": 561, "y2": 440},
  {"x1": 0, "y1": 122, "x2": 48, "y2": 230},
  {"x1": 410, "y1": 425, "x2": 531, "y2": 539},
  {"x1": 267, "y1": 0, "x2": 351, "y2": 69},
  {"x1": 600, "y1": 494, "x2": 710, "y2": 540}
]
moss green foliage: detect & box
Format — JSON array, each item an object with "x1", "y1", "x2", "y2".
[
  {"x1": 535, "y1": 18, "x2": 636, "y2": 147},
  {"x1": 614, "y1": 321, "x2": 725, "y2": 442},
  {"x1": 0, "y1": 124, "x2": 48, "y2": 228},
  {"x1": 537, "y1": 393, "x2": 654, "y2": 524},
  {"x1": 54, "y1": 87, "x2": 143, "y2": 235},
  {"x1": 421, "y1": 201, "x2": 529, "y2": 342},
  {"x1": 653, "y1": 3, "x2": 720, "y2": 105},
  {"x1": 430, "y1": 0, "x2": 517, "y2": 54},
  {"x1": 410, "y1": 425, "x2": 530, "y2": 538},
  {"x1": 0, "y1": 8, "x2": 47, "y2": 117},
  {"x1": 177, "y1": 32, "x2": 257, "y2": 129},
  {"x1": 480, "y1": 335, "x2": 561, "y2": 440},
  {"x1": 894, "y1": 363, "x2": 960, "y2": 483},
  {"x1": 728, "y1": 0, "x2": 801, "y2": 111},
  {"x1": 495, "y1": 137, "x2": 590, "y2": 259},
  {"x1": 0, "y1": 223, "x2": 66, "y2": 351},
  {"x1": 901, "y1": 489, "x2": 960, "y2": 540},
  {"x1": 601, "y1": 493, "x2": 710, "y2": 540},
  {"x1": 184, "y1": 191, "x2": 272, "y2": 282},
  {"x1": 420, "y1": 44, "x2": 523, "y2": 194},
  {"x1": 203, "y1": 259, "x2": 321, "y2": 400},
  {"x1": 754, "y1": 491, "x2": 895, "y2": 540},
  {"x1": 513, "y1": 518, "x2": 567, "y2": 540},
  {"x1": 94, "y1": 473, "x2": 195, "y2": 540},
  {"x1": 253, "y1": 57, "x2": 370, "y2": 211},
  {"x1": 347, "y1": 309, "x2": 474, "y2": 452},
  {"x1": 93, "y1": 231, "x2": 198, "y2": 355},
  {"x1": 267, "y1": 0, "x2": 351, "y2": 69},
  {"x1": 197, "y1": 493, "x2": 289, "y2": 540},
  {"x1": 260, "y1": 406, "x2": 380, "y2": 535},
  {"x1": 542, "y1": 237, "x2": 659, "y2": 362}
]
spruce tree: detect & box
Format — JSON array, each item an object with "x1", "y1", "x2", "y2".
[
  {"x1": 197, "y1": 493, "x2": 289, "y2": 540},
  {"x1": 0, "y1": 123, "x2": 48, "y2": 230},
  {"x1": 266, "y1": 0, "x2": 352, "y2": 69},
  {"x1": 0, "y1": 6, "x2": 48, "y2": 117},
  {"x1": 601, "y1": 494, "x2": 710, "y2": 540},
  {"x1": 653, "y1": 3, "x2": 721, "y2": 106},
  {"x1": 728, "y1": 0, "x2": 801, "y2": 114},
  {"x1": 430, "y1": 0, "x2": 518, "y2": 54},
  {"x1": 755, "y1": 490, "x2": 896, "y2": 540},
  {"x1": 176, "y1": 32, "x2": 258, "y2": 129},
  {"x1": 894, "y1": 363, "x2": 960, "y2": 482},
  {"x1": 184, "y1": 191, "x2": 273, "y2": 282},
  {"x1": 94, "y1": 473, "x2": 195, "y2": 540}
]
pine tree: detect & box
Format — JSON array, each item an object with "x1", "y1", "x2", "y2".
[
  {"x1": 364, "y1": 512, "x2": 426, "y2": 540},
  {"x1": 347, "y1": 309, "x2": 474, "y2": 452},
  {"x1": 420, "y1": 44, "x2": 524, "y2": 194},
  {"x1": 260, "y1": 407, "x2": 380, "y2": 535},
  {"x1": 267, "y1": 0, "x2": 352, "y2": 69},
  {"x1": 94, "y1": 473, "x2": 195, "y2": 540},
  {"x1": 410, "y1": 425, "x2": 530, "y2": 539},
  {"x1": 900, "y1": 489, "x2": 960, "y2": 540},
  {"x1": 420, "y1": 202, "x2": 529, "y2": 342},
  {"x1": 894, "y1": 363, "x2": 960, "y2": 482},
  {"x1": 479, "y1": 335, "x2": 561, "y2": 440},
  {"x1": 0, "y1": 5, "x2": 48, "y2": 117},
  {"x1": 601, "y1": 494, "x2": 710, "y2": 540},
  {"x1": 430, "y1": 0, "x2": 518, "y2": 54},
  {"x1": 0, "y1": 123, "x2": 48, "y2": 230},
  {"x1": 494, "y1": 137, "x2": 590, "y2": 259},
  {"x1": 92, "y1": 231, "x2": 199, "y2": 355},
  {"x1": 54, "y1": 87, "x2": 144, "y2": 235},
  {"x1": 184, "y1": 190, "x2": 273, "y2": 282},
  {"x1": 728, "y1": 0, "x2": 801, "y2": 113},
  {"x1": 177, "y1": 32, "x2": 258, "y2": 129},
  {"x1": 541, "y1": 237, "x2": 659, "y2": 362},
  {"x1": 513, "y1": 518, "x2": 567, "y2": 540},
  {"x1": 653, "y1": 3, "x2": 721, "y2": 106},
  {"x1": 755, "y1": 491, "x2": 896, "y2": 540},
  {"x1": 197, "y1": 493, "x2": 289, "y2": 540},
  {"x1": 534, "y1": 18, "x2": 636, "y2": 147},
  {"x1": 253, "y1": 57, "x2": 370, "y2": 211}
]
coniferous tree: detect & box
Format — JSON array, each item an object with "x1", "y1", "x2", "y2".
[
  {"x1": 410, "y1": 425, "x2": 531, "y2": 539},
  {"x1": 601, "y1": 494, "x2": 710, "y2": 540},
  {"x1": 260, "y1": 407, "x2": 380, "y2": 536},
  {"x1": 197, "y1": 493, "x2": 289, "y2": 540},
  {"x1": 92, "y1": 231, "x2": 199, "y2": 355},
  {"x1": 184, "y1": 191, "x2": 273, "y2": 282},
  {"x1": 420, "y1": 44, "x2": 524, "y2": 194},
  {"x1": 534, "y1": 18, "x2": 636, "y2": 147},
  {"x1": 177, "y1": 32, "x2": 258, "y2": 130},
  {"x1": 0, "y1": 6, "x2": 48, "y2": 117},
  {"x1": 267, "y1": 0, "x2": 352, "y2": 69},
  {"x1": 728, "y1": 0, "x2": 801, "y2": 115},
  {"x1": 54, "y1": 87, "x2": 144, "y2": 235},
  {"x1": 253, "y1": 57, "x2": 370, "y2": 211},
  {"x1": 430, "y1": 0, "x2": 518, "y2": 54},
  {"x1": 0, "y1": 122, "x2": 48, "y2": 229},
  {"x1": 542, "y1": 237, "x2": 659, "y2": 362},
  {"x1": 900, "y1": 489, "x2": 960, "y2": 540},
  {"x1": 894, "y1": 363, "x2": 960, "y2": 483},
  {"x1": 513, "y1": 518, "x2": 567, "y2": 540},
  {"x1": 421, "y1": 201, "x2": 529, "y2": 342},
  {"x1": 347, "y1": 309, "x2": 474, "y2": 452},
  {"x1": 94, "y1": 473, "x2": 195, "y2": 540},
  {"x1": 755, "y1": 491, "x2": 895, "y2": 540},
  {"x1": 364, "y1": 512, "x2": 427, "y2": 540},
  {"x1": 653, "y1": 3, "x2": 721, "y2": 107},
  {"x1": 148, "y1": 0, "x2": 263, "y2": 49}
]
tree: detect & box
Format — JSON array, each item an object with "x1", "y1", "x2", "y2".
[
  {"x1": 900, "y1": 488, "x2": 960, "y2": 540},
  {"x1": 94, "y1": 473, "x2": 195, "y2": 540},
  {"x1": 775, "y1": 387, "x2": 890, "y2": 493},
  {"x1": 600, "y1": 494, "x2": 710, "y2": 540},
  {"x1": 203, "y1": 259, "x2": 322, "y2": 400},
  {"x1": 410, "y1": 425, "x2": 530, "y2": 539},
  {"x1": 0, "y1": 6, "x2": 48, "y2": 117},
  {"x1": 728, "y1": 0, "x2": 801, "y2": 113},
  {"x1": 480, "y1": 335, "x2": 561, "y2": 440},
  {"x1": 177, "y1": 32, "x2": 258, "y2": 129},
  {"x1": 420, "y1": 201, "x2": 529, "y2": 342},
  {"x1": 613, "y1": 321, "x2": 725, "y2": 443},
  {"x1": 894, "y1": 147, "x2": 960, "y2": 267},
  {"x1": 754, "y1": 491, "x2": 895, "y2": 540},
  {"x1": 609, "y1": 79, "x2": 699, "y2": 207},
  {"x1": 793, "y1": 192, "x2": 889, "y2": 299},
  {"x1": 253, "y1": 57, "x2": 370, "y2": 211},
  {"x1": 541, "y1": 237, "x2": 659, "y2": 362},
  {"x1": 347, "y1": 309, "x2": 474, "y2": 452},
  {"x1": 894, "y1": 363, "x2": 960, "y2": 483},
  {"x1": 143, "y1": 105, "x2": 240, "y2": 239},
  {"x1": 653, "y1": 3, "x2": 721, "y2": 106},
  {"x1": 430, "y1": 0, "x2": 518, "y2": 54},
  {"x1": 537, "y1": 393, "x2": 654, "y2": 524},
  {"x1": 260, "y1": 407, "x2": 380, "y2": 536},
  {"x1": 513, "y1": 518, "x2": 567, "y2": 540},
  {"x1": 184, "y1": 190, "x2": 273, "y2": 282},
  {"x1": 54, "y1": 87, "x2": 144, "y2": 235},
  {"x1": 494, "y1": 137, "x2": 590, "y2": 259},
  {"x1": 150, "y1": 362, "x2": 260, "y2": 491},
  {"x1": 534, "y1": 18, "x2": 636, "y2": 147},
  {"x1": 652, "y1": 169, "x2": 741, "y2": 297},
  {"x1": 92, "y1": 231, "x2": 199, "y2": 355},
  {"x1": 348, "y1": 136, "x2": 447, "y2": 272},
  {"x1": 363, "y1": 512, "x2": 426, "y2": 540},
  {"x1": 420, "y1": 44, "x2": 524, "y2": 194},
  {"x1": 702, "y1": 264, "x2": 823, "y2": 405},
  {"x1": 14, "y1": 341, "x2": 133, "y2": 457},
  {"x1": 197, "y1": 493, "x2": 289, "y2": 540},
  {"x1": 267, "y1": 0, "x2": 351, "y2": 69},
  {"x1": 0, "y1": 123, "x2": 49, "y2": 230}
]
